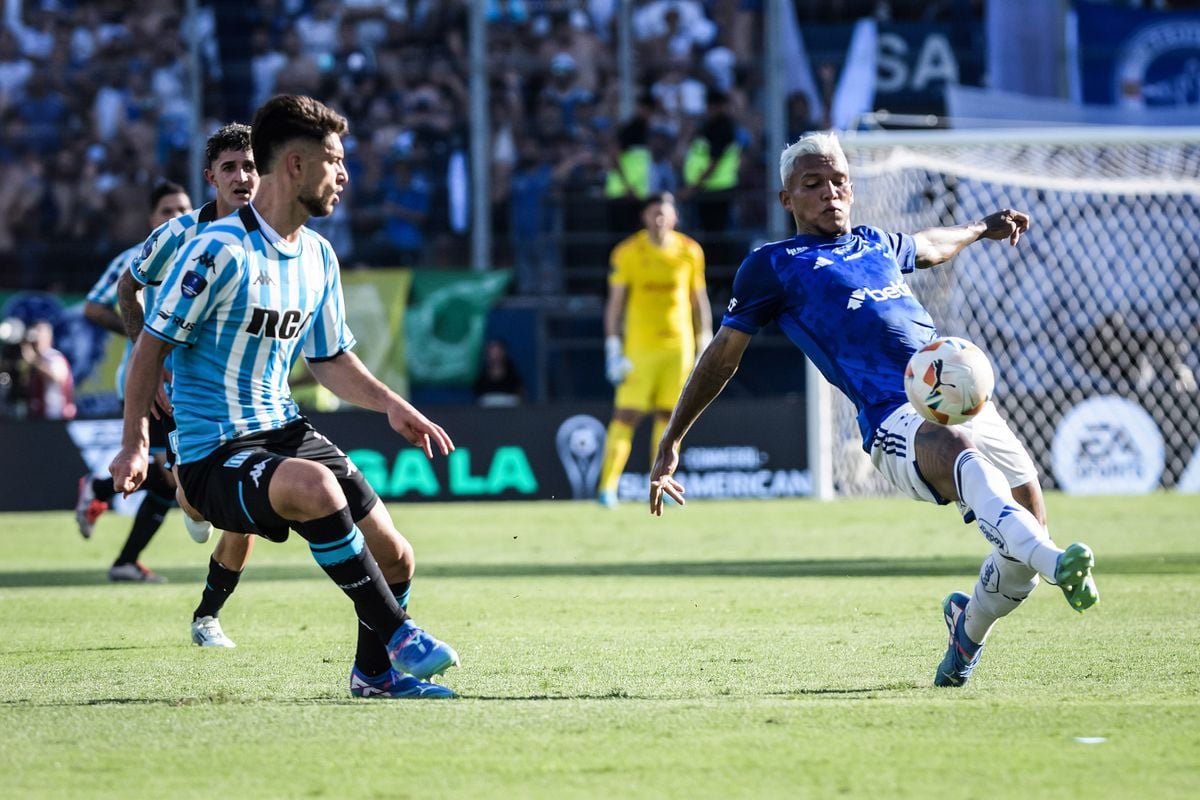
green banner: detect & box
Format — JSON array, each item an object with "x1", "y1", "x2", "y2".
[
  {"x1": 404, "y1": 269, "x2": 511, "y2": 386},
  {"x1": 339, "y1": 269, "x2": 414, "y2": 399}
]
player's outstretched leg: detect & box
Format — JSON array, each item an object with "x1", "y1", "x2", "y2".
[
  {"x1": 1056, "y1": 542, "x2": 1099, "y2": 612},
  {"x1": 934, "y1": 591, "x2": 984, "y2": 687},
  {"x1": 954, "y1": 451, "x2": 1063, "y2": 579}
]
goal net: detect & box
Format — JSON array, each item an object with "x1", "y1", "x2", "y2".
[{"x1": 815, "y1": 127, "x2": 1200, "y2": 497}]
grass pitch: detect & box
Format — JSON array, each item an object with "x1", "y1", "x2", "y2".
[{"x1": 1, "y1": 494, "x2": 1198, "y2": 799}]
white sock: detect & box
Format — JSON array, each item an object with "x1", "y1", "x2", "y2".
[
  {"x1": 964, "y1": 552, "x2": 1040, "y2": 644},
  {"x1": 954, "y1": 449, "x2": 1063, "y2": 582}
]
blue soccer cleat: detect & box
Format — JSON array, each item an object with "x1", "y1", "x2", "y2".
[
  {"x1": 387, "y1": 619, "x2": 460, "y2": 680},
  {"x1": 349, "y1": 666, "x2": 456, "y2": 699},
  {"x1": 934, "y1": 591, "x2": 984, "y2": 687}
]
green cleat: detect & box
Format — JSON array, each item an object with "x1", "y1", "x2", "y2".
[{"x1": 1056, "y1": 542, "x2": 1099, "y2": 613}]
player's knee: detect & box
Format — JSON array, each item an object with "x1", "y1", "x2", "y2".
[{"x1": 272, "y1": 459, "x2": 346, "y2": 519}]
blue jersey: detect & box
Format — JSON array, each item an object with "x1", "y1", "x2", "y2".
[
  {"x1": 722, "y1": 225, "x2": 937, "y2": 450},
  {"x1": 143, "y1": 205, "x2": 356, "y2": 463},
  {"x1": 86, "y1": 245, "x2": 139, "y2": 400}
]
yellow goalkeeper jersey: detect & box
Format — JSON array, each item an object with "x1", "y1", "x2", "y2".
[{"x1": 609, "y1": 230, "x2": 706, "y2": 353}]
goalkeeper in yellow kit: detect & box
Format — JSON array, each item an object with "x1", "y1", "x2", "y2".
[{"x1": 598, "y1": 192, "x2": 712, "y2": 507}]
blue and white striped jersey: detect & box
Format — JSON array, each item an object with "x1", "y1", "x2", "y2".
[
  {"x1": 86, "y1": 245, "x2": 139, "y2": 400},
  {"x1": 130, "y1": 202, "x2": 221, "y2": 293},
  {"x1": 126, "y1": 203, "x2": 223, "y2": 400},
  {"x1": 143, "y1": 205, "x2": 355, "y2": 463}
]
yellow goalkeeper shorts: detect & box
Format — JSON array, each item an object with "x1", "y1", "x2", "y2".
[{"x1": 614, "y1": 348, "x2": 694, "y2": 413}]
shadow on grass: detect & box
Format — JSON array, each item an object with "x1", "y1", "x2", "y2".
[
  {"x1": 1, "y1": 688, "x2": 911, "y2": 707},
  {"x1": 1, "y1": 552, "x2": 1197, "y2": 588}
]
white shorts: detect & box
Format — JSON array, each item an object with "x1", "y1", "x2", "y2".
[{"x1": 869, "y1": 402, "x2": 1039, "y2": 506}]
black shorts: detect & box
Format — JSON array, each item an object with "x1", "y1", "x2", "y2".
[
  {"x1": 176, "y1": 418, "x2": 378, "y2": 543},
  {"x1": 150, "y1": 413, "x2": 173, "y2": 464}
]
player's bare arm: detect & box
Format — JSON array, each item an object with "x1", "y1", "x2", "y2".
[
  {"x1": 912, "y1": 208, "x2": 1030, "y2": 268},
  {"x1": 116, "y1": 270, "x2": 146, "y2": 341},
  {"x1": 110, "y1": 333, "x2": 174, "y2": 495},
  {"x1": 115, "y1": 269, "x2": 172, "y2": 416},
  {"x1": 692, "y1": 287, "x2": 713, "y2": 352},
  {"x1": 83, "y1": 299, "x2": 126, "y2": 335},
  {"x1": 649, "y1": 326, "x2": 752, "y2": 515},
  {"x1": 307, "y1": 351, "x2": 454, "y2": 458}
]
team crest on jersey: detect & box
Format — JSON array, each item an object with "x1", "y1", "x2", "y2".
[
  {"x1": 140, "y1": 233, "x2": 158, "y2": 260},
  {"x1": 193, "y1": 251, "x2": 217, "y2": 271},
  {"x1": 727, "y1": 297, "x2": 738, "y2": 312},
  {"x1": 180, "y1": 270, "x2": 208, "y2": 298}
]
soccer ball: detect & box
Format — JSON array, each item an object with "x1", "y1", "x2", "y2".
[{"x1": 904, "y1": 336, "x2": 995, "y2": 425}]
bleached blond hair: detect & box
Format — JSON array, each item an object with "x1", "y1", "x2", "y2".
[{"x1": 779, "y1": 132, "x2": 847, "y2": 188}]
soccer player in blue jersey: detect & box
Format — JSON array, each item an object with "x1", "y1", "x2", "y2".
[
  {"x1": 110, "y1": 95, "x2": 459, "y2": 699},
  {"x1": 77, "y1": 181, "x2": 193, "y2": 582},
  {"x1": 649, "y1": 131, "x2": 1099, "y2": 687}
]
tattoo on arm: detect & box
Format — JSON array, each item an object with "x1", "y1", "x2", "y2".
[{"x1": 117, "y1": 273, "x2": 145, "y2": 342}]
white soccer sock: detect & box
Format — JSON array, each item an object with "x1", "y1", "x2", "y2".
[
  {"x1": 954, "y1": 449, "x2": 1063, "y2": 582},
  {"x1": 964, "y1": 551, "x2": 1040, "y2": 644}
]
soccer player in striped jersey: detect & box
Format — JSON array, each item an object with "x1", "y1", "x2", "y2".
[
  {"x1": 117, "y1": 123, "x2": 259, "y2": 648},
  {"x1": 110, "y1": 95, "x2": 459, "y2": 699},
  {"x1": 76, "y1": 181, "x2": 193, "y2": 582},
  {"x1": 649, "y1": 132, "x2": 1098, "y2": 688}
]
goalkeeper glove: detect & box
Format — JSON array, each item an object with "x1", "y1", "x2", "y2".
[{"x1": 605, "y1": 336, "x2": 632, "y2": 385}]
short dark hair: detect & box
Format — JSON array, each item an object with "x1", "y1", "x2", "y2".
[
  {"x1": 642, "y1": 191, "x2": 675, "y2": 212},
  {"x1": 149, "y1": 180, "x2": 187, "y2": 211},
  {"x1": 251, "y1": 95, "x2": 348, "y2": 175},
  {"x1": 204, "y1": 122, "x2": 252, "y2": 167}
]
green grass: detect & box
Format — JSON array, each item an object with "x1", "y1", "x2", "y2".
[{"x1": 1, "y1": 494, "x2": 1198, "y2": 799}]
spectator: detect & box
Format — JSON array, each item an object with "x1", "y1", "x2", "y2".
[
  {"x1": 377, "y1": 153, "x2": 432, "y2": 266},
  {"x1": 681, "y1": 89, "x2": 742, "y2": 235},
  {"x1": 473, "y1": 338, "x2": 526, "y2": 406},
  {"x1": 540, "y1": 52, "x2": 597, "y2": 137},
  {"x1": 0, "y1": 30, "x2": 33, "y2": 114},
  {"x1": 604, "y1": 91, "x2": 656, "y2": 232},
  {"x1": 20, "y1": 320, "x2": 75, "y2": 420}
]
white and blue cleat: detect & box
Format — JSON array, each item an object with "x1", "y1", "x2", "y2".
[
  {"x1": 386, "y1": 619, "x2": 460, "y2": 681},
  {"x1": 934, "y1": 591, "x2": 984, "y2": 687},
  {"x1": 350, "y1": 666, "x2": 456, "y2": 699}
]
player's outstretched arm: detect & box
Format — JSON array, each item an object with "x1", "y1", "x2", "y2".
[
  {"x1": 650, "y1": 326, "x2": 752, "y2": 516},
  {"x1": 912, "y1": 208, "x2": 1030, "y2": 268},
  {"x1": 110, "y1": 333, "x2": 174, "y2": 496},
  {"x1": 307, "y1": 351, "x2": 454, "y2": 458}
]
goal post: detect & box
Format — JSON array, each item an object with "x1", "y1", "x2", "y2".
[{"x1": 807, "y1": 126, "x2": 1200, "y2": 498}]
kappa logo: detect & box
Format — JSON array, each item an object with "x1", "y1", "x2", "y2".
[
  {"x1": 727, "y1": 297, "x2": 739, "y2": 313},
  {"x1": 193, "y1": 252, "x2": 217, "y2": 271},
  {"x1": 253, "y1": 270, "x2": 274, "y2": 286},
  {"x1": 813, "y1": 256, "x2": 833, "y2": 269},
  {"x1": 249, "y1": 460, "x2": 267, "y2": 487},
  {"x1": 846, "y1": 279, "x2": 913, "y2": 310}
]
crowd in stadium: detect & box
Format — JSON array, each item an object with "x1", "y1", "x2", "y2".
[{"x1": 0, "y1": 0, "x2": 1003, "y2": 296}]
